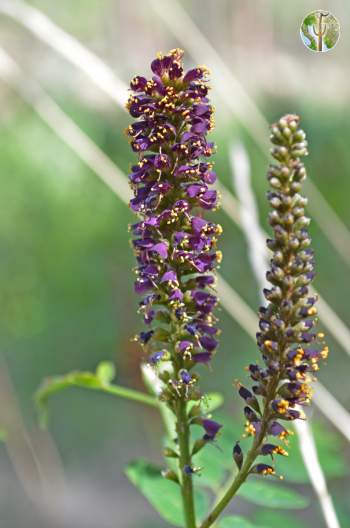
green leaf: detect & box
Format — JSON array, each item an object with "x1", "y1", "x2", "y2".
[
  {"x1": 193, "y1": 441, "x2": 229, "y2": 490},
  {"x1": 275, "y1": 420, "x2": 348, "y2": 483},
  {"x1": 35, "y1": 364, "x2": 157, "y2": 427},
  {"x1": 254, "y1": 510, "x2": 307, "y2": 528},
  {"x1": 0, "y1": 429, "x2": 7, "y2": 442},
  {"x1": 218, "y1": 516, "x2": 266, "y2": 528},
  {"x1": 125, "y1": 459, "x2": 209, "y2": 526},
  {"x1": 191, "y1": 412, "x2": 249, "y2": 491},
  {"x1": 201, "y1": 392, "x2": 224, "y2": 413},
  {"x1": 237, "y1": 479, "x2": 309, "y2": 509},
  {"x1": 95, "y1": 361, "x2": 115, "y2": 384}
]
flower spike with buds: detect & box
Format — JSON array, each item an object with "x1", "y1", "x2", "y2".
[
  {"x1": 127, "y1": 49, "x2": 222, "y2": 528},
  {"x1": 199, "y1": 115, "x2": 328, "y2": 528},
  {"x1": 127, "y1": 49, "x2": 221, "y2": 390}
]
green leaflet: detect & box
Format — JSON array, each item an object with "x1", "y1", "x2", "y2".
[
  {"x1": 253, "y1": 510, "x2": 308, "y2": 528},
  {"x1": 95, "y1": 360, "x2": 116, "y2": 384},
  {"x1": 125, "y1": 459, "x2": 209, "y2": 527},
  {"x1": 189, "y1": 392, "x2": 225, "y2": 414},
  {"x1": 237, "y1": 479, "x2": 309, "y2": 509},
  {"x1": 218, "y1": 516, "x2": 267, "y2": 528},
  {"x1": 35, "y1": 361, "x2": 157, "y2": 426},
  {"x1": 0, "y1": 429, "x2": 7, "y2": 442}
]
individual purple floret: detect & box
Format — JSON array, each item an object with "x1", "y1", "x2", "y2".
[{"x1": 127, "y1": 49, "x2": 222, "y2": 407}]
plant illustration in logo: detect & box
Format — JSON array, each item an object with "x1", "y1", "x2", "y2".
[{"x1": 300, "y1": 10, "x2": 340, "y2": 52}]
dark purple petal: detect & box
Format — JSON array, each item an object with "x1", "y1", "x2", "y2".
[
  {"x1": 199, "y1": 335, "x2": 218, "y2": 352},
  {"x1": 250, "y1": 463, "x2": 275, "y2": 476},
  {"x1": 180, "y1": 370, "x2": 192, "y2": 384},
  {"x1": 202, "y1": 419, "x2": 222, "y2": 440},
  {"x1": 151, "y1": 242, "x2": 168, "y2": 259},
  {"x1": 177, "y1": 340, "x2": 193, "y2": 353},
  {"x1": 139, "y1": 330, "x2": 154, "y2": 344},
  {"x1": 130, "y1": 76, "x2": 147, "y2": 92},
  {"x1": 149, "y1": 351, "x2": 165, "y2": 365},
  {"x1": 183, "y1": 67, "x2": 205, "y2": 83},
  {"x1": 233, "y1": 442, "x2": 243, "y2": 469},
  {"x1": 160, "y1": 270, "x2": 178, "y2": 283},
  {"x1": 192, "y1": 352, "x2": 212, "y2": 364}
]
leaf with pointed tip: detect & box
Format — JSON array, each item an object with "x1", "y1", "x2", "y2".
[
  {"x1": 35, "y1": 365, "x2": 157, "y2": 427},
  {"x1": 200, "y1": 392, "x2": 225, "y2": 413},
  {"x1": 125, "y1": 459, "x2": 209, "y2": 526},
  {"x1": 237, "y1": 479, "x2": 309, "y2": 509},
  {"x1": 96, "y1": 361, "x2": 116, "y2": 384}
]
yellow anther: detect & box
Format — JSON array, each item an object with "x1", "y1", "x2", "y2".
[
  {"x1": 308, "y1": 307, "x2": 317, "y2": 316},
  {"x1": 274, "y1": 446, "x2": 289, "y2": 456},
  {"x1": 277, "y1": 399, "x2": 289, "y2": 414},
  {"x1": 263, "y1": 467, "x2": 275, "y2": 475},
  {"x1": 321, "y1": 346, "x2": 329, "y2": 359},
  {"x1": 216, "y1": 251, "x2": 223, "y2": 263},
  {"x1": 245, "y1": 422, "x2": 256, "y2": 436}
]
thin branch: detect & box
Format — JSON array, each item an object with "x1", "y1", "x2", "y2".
[
  {"x1": 0, "y1": 49, "x2": 130, "y2": 205},
  {"x1": 230, "y1": 142, "x2": 268, "y2": 301},
  {"x1": 1, "y1": 48, "x2": 349, "y2": 446},
  {"x1": 0, "y1": 356, "x2": 66, "y2": 505},
  {"x1": 230, "y1": 141, "x2": 340, "y2": 528}
]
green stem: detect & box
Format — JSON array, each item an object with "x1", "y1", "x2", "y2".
[
  {"x1": 199, "y1": 435, "x2": 263, "y2": 528},
  {"x1": 176, "y1": 398, "x2": 196, "y2": 528},
  {"x1": 36, "y1": 377, "x2": 158, "y2": 416},
  {"x1": 199, "y1": 375, "x2": 279, "y2": 528},
  {"x1": 102, "y1": 384, "x2": 158, "y2": 407}
]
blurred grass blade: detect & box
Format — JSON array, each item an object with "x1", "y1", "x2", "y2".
[
  {"x1": 230, "y1": 141, "x2": 340, "y2": 528},
  {"x1": 1, "y1": 48, "x2": 349, "y2": 444},
  {"x1": 0, "y1": 48, "x2": 130, "y2": 204},
  {"x1": 295, "y1": 420, "x2": 341, "y2": 528},
  {"x1": 150, "y1": 0, "x2": 350, "y2": 269},
  {"x1": 36, "y1": 363, "x2": 157, "y2": 427},
  {"x1": 0, "y1": 0, "x2": 127, "y2": 106},
  {"x1": 313, "y1": 383, "x2": 350, "y2": 442},
  {"x1": 0, "y1": 358, "x2": 66, "y2": 504},
  {"x1": 230, "y1": 142, "x2": 267, "y2": 303}
]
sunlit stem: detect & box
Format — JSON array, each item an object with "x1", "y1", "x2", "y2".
[
  {"x1": 313, "y1": 11, "x2": 329, "y2": 51},
  {"x1": 176, "y1": 398, "x2": 196, "y2": 528}
]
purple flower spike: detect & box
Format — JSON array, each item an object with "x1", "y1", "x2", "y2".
[
  {"x1": 127, "y1": 49, "x2": 221, "y2": 406},
  {"x1": 236, "y1": 115, "x2": 327, "y2": 470}
]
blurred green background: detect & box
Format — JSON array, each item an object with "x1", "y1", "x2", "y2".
[{"x1": 0, "y1": 1, "x2": 349, "y2": 527}]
